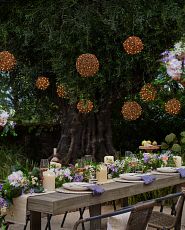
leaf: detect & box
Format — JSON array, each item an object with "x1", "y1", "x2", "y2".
[{"x1": 165, "y1": 133, "x2": 176, "y2": 144}]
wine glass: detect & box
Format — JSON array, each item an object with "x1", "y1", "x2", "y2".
[{"x1": 40, "y1": 159, "x2": 49, "y2": 174}]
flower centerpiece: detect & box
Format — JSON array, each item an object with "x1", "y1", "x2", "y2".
[
  {"x1": 142, "y1": 153, "x2": 163, "y2": 171},
  {"x1": 0, "y1": 166, "x2": 44, "y2": 227},
  {"x1": 160, "y1": 40, "x2": 185, "y2": 84},
  {"x1": 106, "y1": 159, "x2": 125, "y2": 178}
]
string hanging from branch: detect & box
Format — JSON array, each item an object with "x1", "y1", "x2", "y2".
[
  {"x1": 121, "y1": 101, "x2": 142, "y2": 120},
  {"x1": 140, "y1": 83, "x2": 157, "y2": 102},
  {"x1": 56, "y1": 85, "x2": 68, "y2": 98},
  {"x1": 35, "y1": 76, "x2": 50, "y2": 90},
  {"x1": 123, "y1": 36, "x2": 143, "y2": 55},
  {"x1": 165, "y1": 98, "x2": 181, "y2": 115},
  {"x1": 76, "y1": 53, "x2": 99, "y2": 77},
  {"x1": 0, "y1": 51, "x2": 16, "y2": 71},
  {"x1": 77, "y1": 99, "x2": 94, "y2": 113}
]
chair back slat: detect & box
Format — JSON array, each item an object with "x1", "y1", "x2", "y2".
[
  {"x1": 126, "y1": 201, "x2": 154, "y2": 230},
  {"x1": 174, "y1": 194, "x2": 185, "y2": 227}
]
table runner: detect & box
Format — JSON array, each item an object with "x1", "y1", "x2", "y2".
[{"x1": 5, "y1": 191, "x2": 55, "y2": 225}]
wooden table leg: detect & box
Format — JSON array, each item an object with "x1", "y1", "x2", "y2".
[
  {"x1": 30, "y1": 211, "x2": 41, "y2": 230},
  {"x1": 89, "y1": 204, "x2": 101, "y2": 230},
  {"x1": 120, "y1": 197, "x2": 128, "y2": 207}
]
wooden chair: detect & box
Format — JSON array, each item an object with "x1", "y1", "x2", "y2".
[
  {"x1": 73, "y1": 200, "x2": 155, "y2": 230},
  {"x1": 148, "y1": 191, "x2": 185, "y2": 230}
]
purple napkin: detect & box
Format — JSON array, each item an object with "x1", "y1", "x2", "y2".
[
  {"x1": 87, "y1": 184, "x2": 105, "y2": 196},
  {"x1": 141, "y1": 175, "x2": 156, "y2": 185},
  {"x1": 177, "y1": 168, "x2": 185, "y2": 178}
]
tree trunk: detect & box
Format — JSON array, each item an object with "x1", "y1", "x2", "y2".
[{"x1": 57, "y1": 104, "x2": 116, "y2": 163}]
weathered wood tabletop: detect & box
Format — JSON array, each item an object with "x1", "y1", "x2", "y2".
[{"x1": 27, "y1": 174, "x2": 185, "y2": 230}]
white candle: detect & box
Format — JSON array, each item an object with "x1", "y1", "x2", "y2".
[
  {"x1": 43, "y1": 170, "x2": 55, "y2": 191},
  {"x1": 50, "y1": 162, "x2": 61, "y2": 168},
  {"x1": 53, "y1": 148, "x2": 57, "y2": 155},
  {"x1": 96, "y1": 164, "x2": 107, "y2": 183},
  {"x1": 173, "y1": 156, "x2": 182, "y2": 168},
  {"x1": 104, "y1": 156, "x2": 114, "y2": 164}
]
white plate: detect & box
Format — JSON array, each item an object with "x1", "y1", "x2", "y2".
[
  {"x1": 119, "y1": 173, "x2": 144, "y2": 181},
  {"x1": 62, "y1": 182, "x2": 92, "y2": 191},
  {"x1": 156, "y1": 167, "x2": 177, "y2": 173},
  {"x1": 114, "y1": 178, "x2": 144, "y2": 183}
]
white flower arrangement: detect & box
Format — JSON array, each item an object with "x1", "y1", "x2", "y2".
[{"x1": 161, "y1": 40, "x2": 185, "y2": 81}]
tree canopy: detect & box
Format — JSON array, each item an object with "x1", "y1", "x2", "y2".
[{"x1": 0, "y1": 0, "x2": 185, "y2": 124}]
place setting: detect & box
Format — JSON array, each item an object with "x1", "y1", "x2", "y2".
[
  {"x1": 114, "y1": 173, "x2": 156, "y2": 185},
  {"x1": 151, "y1": 166, "x2": 185, "y2": 178},
  {"x1": 56, "y1": 182, "x2": 105, "y2": 196}
]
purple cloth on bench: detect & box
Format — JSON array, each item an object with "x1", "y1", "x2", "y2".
[
  {"x1": 141, "y1": 175, "x2": 156, "y2": 185},
  {"x1": 177, "y1": 168, "x2": 185, "y2": 178}
]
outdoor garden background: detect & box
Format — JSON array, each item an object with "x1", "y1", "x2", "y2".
[{"x1": 0, "y1": 0, "x2": 185, "y2": 179}]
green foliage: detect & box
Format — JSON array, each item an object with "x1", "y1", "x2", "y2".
[
  {"x1": 0, "y1": 145, "x2": 26, "y2": 179},
  {"x1": 0, "y1": 0, "x2": 185, "y2": 124},
  {"x1": 165, "y1": 133, "x2": 177, "y2": 144}
]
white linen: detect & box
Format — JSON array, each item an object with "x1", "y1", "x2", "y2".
[
  {"x1": 5, "y1": 191, "x2": 55, "y2": 225},
  {"x1": 107, "y1": 212, "x2": 130, "y2": 230}
]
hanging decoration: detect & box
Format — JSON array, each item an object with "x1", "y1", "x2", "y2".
[
  {"x1": 36, "y1": 76, "x2": 50, "y2": 90},
  {"x1": 139, "y1": 83, "x2": 157, "y2": 102},
  {"x1": 0, "y1": 51, "x2": 16, "y2": 71},
  {"x1": 56, "y1": 85, "x2": 68, "y2": 98},
  {"x1": 123, "y1": 36, "x2": 143, "y2": 55},
  {"x1": 76, "y1": 53, "x2": 99, "y2": 77},
  {"x1": 77, "y1": 99, "x2": 94, "y2": 113},
  {"x1": 121, "y1": 101, "x2": 142, "y2": 120},
  {"x1": 165, "y1": 98, "x2": 181, "y2": 115},
  {"x1": 160, "y1": 40, "x2": 185, "y2": 81}
]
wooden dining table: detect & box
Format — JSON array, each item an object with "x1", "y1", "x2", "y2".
[{"x1": 27, "y1": 173, "x2": 185, "y2": 230}]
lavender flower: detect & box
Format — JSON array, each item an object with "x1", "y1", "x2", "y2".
[
  {"x1": 143, "y1": 153, "x2": 150, "y2": 163},
  {"x1": 73, "y1": 174, "x2": 83, "y2": 182},
  {"x1": 0, "y1": 197, "x2": 6, "y2": 207},
  {"x1": 0, "y1": 184, "x2": 3, "y2": 191}
]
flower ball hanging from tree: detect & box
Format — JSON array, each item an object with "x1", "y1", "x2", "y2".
[
  {"x1": 121, "y1": 101, "x2": 142, "y2": 120},
  {"x1": 123, "y1": 36, "x2": 144, "y2": 55},
  {"x1": 0, "y1": 51, "x2": 16, "y2": 71},
  {"x1": 165, "y1": 98, "x2": 181, "y2": 115},
  {"x1": 77, "y1": 99, "x2": 94, "y2": 113},
  {"x1": 36, "y1": 76, "x2": 50, "y2": 90},
  {"x1": 56, "y1": 85, "x2": 68, "y2": 98},
  {"x1": 140, "y1": 83, "x2": 157, "y2": 102},
  {"x1": 76, "y1": 53, "x2": 99, "y2": 77}
]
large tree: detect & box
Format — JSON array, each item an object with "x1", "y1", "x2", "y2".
[{"x1": 0, "y1": 0, "x2": 185, "y2": 162}]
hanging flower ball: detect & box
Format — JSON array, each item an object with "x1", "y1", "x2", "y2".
[
  {"x1": 123, "y1": 36, "x2": 143, "y2": 55},
  {"x1": 56, "y1": 85, "x2": 68, "y2": 98},
  {"x1": 77, "y1": 99, "x2": 94, "y2": 113},
  {"x1": 76, "y1": 53, "x2": 99, "y2": 77},
  {"x1": 0, "y1": 51, "x2": 16, "y2": 71},
  {"x1": 165, "y1": 98, "x2": 181, "y2": 115},
  {"x1": 121, "y1": 101, "x2": 142, "y2": 121},
  {"x1": 139, "y1": 83, "x2": 157, "y2": 102},
  {"x1": 36, "y1": 76, "x2": 50, "y2": 90}
]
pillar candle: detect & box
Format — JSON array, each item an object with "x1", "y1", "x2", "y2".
[
  {"x1": 96, "y1": 164, "x2": 108, "y2": 183},
  {"x1": 173, "y1": 156, "x2": 182, "y2": 168},
  {"x1": 43, "y1": 170, "x2": 55, "y2": 191},
  {"x1": 104, "y1": 156, "x2": 114, "y2": 164}
]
